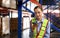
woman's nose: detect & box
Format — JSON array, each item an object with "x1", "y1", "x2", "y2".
[{"x1": 36, "y1": 13, "x2": 39, "y2": 16}]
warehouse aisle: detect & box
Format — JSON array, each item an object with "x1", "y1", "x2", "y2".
[{"x1": 0, "y1": 31, "x2": 18, "y2": 38}]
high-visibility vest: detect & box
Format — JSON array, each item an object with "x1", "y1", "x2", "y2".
[{"x1": 32, "y1": 18, "x2": 48, "y2": 38}]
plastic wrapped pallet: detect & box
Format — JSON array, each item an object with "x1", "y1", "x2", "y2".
[
  {"x1": 0, "y1": 16, "x2": 2, "y2": 35},
  {"x1": 2, "y1": 16, "x2": 10, "y2": 35}
]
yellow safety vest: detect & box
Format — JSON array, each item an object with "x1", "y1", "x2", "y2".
[{"x1": 32, "y1": 18, "x2": 48, "y2": 38}]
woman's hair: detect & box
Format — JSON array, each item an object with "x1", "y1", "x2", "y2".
[{"x1": 34, "y1": 6, "x2": 43, "y2": 11}]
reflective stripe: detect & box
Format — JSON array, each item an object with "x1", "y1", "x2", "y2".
[
  {"x1": 38, "y1": 19, "x2": 48, "y2": 38},
  {"x1": 32, "y1": 17, "x2": 36, "y2": 24},
  {"x1": 33, "y1": 28, "x2": 37, "y2": 38},
  {"x1": 41, "y1": 27, "x2": 46, "y2": 31},
  {"x1": 38, "y1": 36, "x2": 42, "y2": 38}
]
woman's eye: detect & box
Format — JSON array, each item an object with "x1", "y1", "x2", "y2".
[{"x1": 38, "y1": 12, "x2": 40, "y2": 13}]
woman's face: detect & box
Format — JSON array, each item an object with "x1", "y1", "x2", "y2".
[{"x1": 34, "y1": 8, "x2": 43, "y2": 20}]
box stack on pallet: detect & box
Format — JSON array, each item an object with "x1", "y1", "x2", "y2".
[{"x1": 10, "y1": 18, "x2": 18, "y2": 32}]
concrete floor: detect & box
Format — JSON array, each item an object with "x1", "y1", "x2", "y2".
[
  {"x1": 0, "y1": 31, "x2": 18, "y2": 38},
  {"x1": 50, "y1": 31, "x2": 60, "y2": 38}
]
